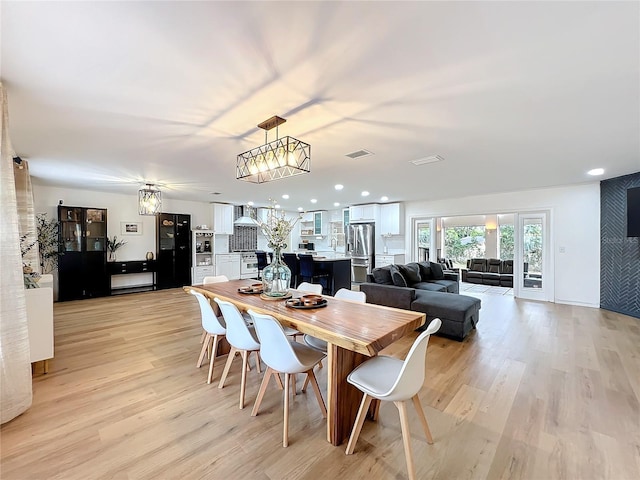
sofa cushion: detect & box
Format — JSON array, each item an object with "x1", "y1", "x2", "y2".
[
  {"x1": 389, "y1": 265, "x2": 408, "y2": 287},
  {"x1": 412, "y1": 281, "x2": 447, "y2": 292},
  {"x1": 429, "y1": 261, "x2": 445, "y2": 280},
  {"x1": 399, "y1": 263, "x2": 422, "y2": 284},
  {"x1": 411, "y1": 291, "x2": 481, "y2": 323},
  {"x1": 487, "y1": 258, "x2": 501, "y2": 274},
  {"x1": 371, "y1": 266, "x2": 393, "y2": 285}
]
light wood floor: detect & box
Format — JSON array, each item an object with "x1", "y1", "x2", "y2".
[{"x1": 2, "y1": 289, "x2": 639, "y2": 479}]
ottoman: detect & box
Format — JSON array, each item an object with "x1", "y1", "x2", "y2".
[{"x1": 411, "y1": 291, "x2": 481, "y2": 341}]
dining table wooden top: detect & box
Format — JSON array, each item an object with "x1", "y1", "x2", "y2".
[{"x1": 184, "y1": 279, "x2": 425, "y2": 357}]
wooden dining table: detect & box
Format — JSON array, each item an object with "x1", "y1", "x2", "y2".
[{"x1": 184, "y1": 279, "x2": 425, "y2": 446}]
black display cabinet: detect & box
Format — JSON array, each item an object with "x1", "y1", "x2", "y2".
[
  {"x1": 156, "y1": 213, "x2": 191, "y2": 289},
  {"x1": 58, "y1": 205, "x2": 108, "y2": 301}
]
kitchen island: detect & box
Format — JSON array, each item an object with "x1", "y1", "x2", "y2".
[{"x1": 312, "y1": 257, "x2": 351, "y2": 295}]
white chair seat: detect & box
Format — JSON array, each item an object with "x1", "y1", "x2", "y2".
[
  {"x1": 347, "y1": 356, "x2": 403, "y2": 398},
  {"x1": 303, "y1": 334, "x2": 327, "y2": 353},
  {"x1": 290, "y1": 342, "x2": 326, "y2": 372}
]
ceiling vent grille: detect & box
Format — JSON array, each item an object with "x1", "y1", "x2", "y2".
[
  {"x1": 410, "y1": 155, "x2": 444, "y2": 166},
  {"x1": 345, "y1": 149, "x2": 374, "y2": 159}
]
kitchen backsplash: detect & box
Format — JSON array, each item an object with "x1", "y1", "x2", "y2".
[{"x1": 229, "y1": 225, "x2": 258, "y2": 251}]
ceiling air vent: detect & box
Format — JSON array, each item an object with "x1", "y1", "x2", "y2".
[
  {"x1": 345, "y1": 149, "x2": 374, "y2": 159},
  {"x1": 410, "y1": 155, "x2": 444, "y2": 166}
]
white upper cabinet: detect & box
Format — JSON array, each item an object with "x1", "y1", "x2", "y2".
[
  {"x1": 213, "y1": 203, "x2": 234, "y2": 234},
  {"x1": 300, "y1": 211, "x2": 325, "y2": 236},
  {"x1": 349, "y1": 204, "x2": 380, "y2": 222},
  {"x1": 380, "y1": 203, "x2": 404, "y2": 236}
]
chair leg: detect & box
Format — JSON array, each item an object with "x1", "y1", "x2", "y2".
[
  {"x1": 199, "y1": 330, "x2": 207, "y2": 344},
  {"x1": 254, "y1": 351, "x2": 262, "y2": 373},
  {"x1": 345, "y1": 393, "x2": 373, "y2": 455},
  {"x1": 239, "y1": 350, "x2": 249, "y2": 409},
  {"x1": 251, "y1": 367, "x2": 275, "y2": 416},
  {"x1": 273, "y1": 371, "x2": 284, "y2": 389},
  {"x1": 304, "y1": 369, "x2": 327, "y2": 417},
  {"x1": 412, "y1": 394, "x2": 434, "y2": 444},
  {"x1": 292, "y1": 373, "x2": 297, "y2": 396},
  {"x1": 207, "y1": 334, "x2": 221, "y2": 384},
  {"x1": 197, "y1": 334, "x2": 211, "y2": 368},
  {"x1": 283, "y1": 373, "x2": 290, "y2": 447},
  {"x1": 395, "y1": 400, "x2": 416, "y2": 480},
  {"x1": 218, "y1": 347, "x2": 237, "y2": 389}
]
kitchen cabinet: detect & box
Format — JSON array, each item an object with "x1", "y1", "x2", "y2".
[
  {"x1": 192, "y1": 230, "x2": 215, "y2": 285},
  {"x1": 215, "y1": 253, "x2": 241, "y2": 280},
  {"x1": 300, "y1": 211, "x2": 325, "y2": 236},
  {"x1": 380, "y1": 203, "x2": 405, "y2": 236},
  {"x1": 156, "y1": 213, "x2": 191, "y2": 289},
  {"x1": 213, "y1": 203, "x2": 234, "y2": 234},
  {"x1": 58, "y1": 205, "x2": 108, "y2": 301},
  {"x1": 375, "y1": 254, "x2": 406, "y2": 268},
  {"x1": 349, "y1": 204, "x2": 379, "y2": 223}
]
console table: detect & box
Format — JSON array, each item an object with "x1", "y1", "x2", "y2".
[{"x1": 107, "y1": 260, "x2": 157, "y2": 295}]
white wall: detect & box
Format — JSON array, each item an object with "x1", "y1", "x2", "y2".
[{"x1": 404, "y1": 183, "x2": 601, "y2": 308}]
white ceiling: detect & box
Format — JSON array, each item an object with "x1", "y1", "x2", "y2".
[{"x1": 2, "y1": 1, "x2": 639, "y2": 211}]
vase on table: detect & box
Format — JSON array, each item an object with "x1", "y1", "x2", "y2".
[
  {"x1": 108, "y1": 251, "x2": 117, "y2": 262},
  {"x1": 262, "y1": 248, "x2": 291, "y2": 297}
]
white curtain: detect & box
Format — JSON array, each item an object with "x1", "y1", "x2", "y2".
[
  {"x1": 0, "y1": 81, "x2": 33, "y2": 424},
  {"x1": 14, "y1": 159, "x2": 39, "y2": 272}
]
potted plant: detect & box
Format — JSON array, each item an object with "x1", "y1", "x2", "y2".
[{"x1": 106, "y1": 236, "x2": 127, "y2": 262}]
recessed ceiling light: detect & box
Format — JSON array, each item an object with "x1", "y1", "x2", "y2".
[
  {"x1": 310, "y1": 199, "x2": 318, "y2": 204},
  {"x1": 275, "y1": 204, "x2": 281, "y2": 209},
  {"x1": 247, "y1": 201, "x2": 254, "y2": 206},
  {"x1": 361, "y1": 191, "x2": 370, "y2": 197},
  {"x1": 380, "y1": 196, "x2": 389, "y2": 202},
  {"x1": 282, "y1": 194, "x2": 289, "y2": 199},
  {"x1": 334, "y1": 184, "x2": 344, "y2": 191},
  {"x1": 587, "y1": 168, "x2": 604, "y2": 176},
  {"x1": 297, "y1": 207, "x2": 304, "y2": 211},
  {"x1": 334, "y1": 202, "x2": 340, "y2": 207}
]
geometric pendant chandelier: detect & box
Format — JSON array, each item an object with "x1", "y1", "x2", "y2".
[
  {"x1": 138, "y1": 184, "x2": 162, "y2": 215},
  {"x1": 236, "y1": 115, "x2": 311, "y2": 183}
]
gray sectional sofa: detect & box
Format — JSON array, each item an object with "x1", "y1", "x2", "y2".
[{"x1": 361, "y1": 261, "x2": 481, "y2": 341}]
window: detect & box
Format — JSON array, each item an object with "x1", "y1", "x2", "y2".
[
  {"x1": 444, "y1": 225, "x2": 485, "y2": 266},
  {"x1": 498, "y1": 224, "x2": 514, "y2": 260}
]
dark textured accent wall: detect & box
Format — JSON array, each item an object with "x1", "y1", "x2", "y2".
[{"x1": 600, "y1": 171, "x2": 640, "y2": 318}]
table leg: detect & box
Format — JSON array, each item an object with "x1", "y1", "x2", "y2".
[{"x1": 326, "y1": 343, "x2": 377, "y2": 446}]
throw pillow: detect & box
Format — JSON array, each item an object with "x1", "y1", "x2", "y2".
[
  {"x1": 371, "y1": 266, "x2": 393, "y2": 285},
  {"x1": 429, "y1": 261, "x2": 445, "y2": 279},
  {"x1": 399, "y1": 263, "x2": 422, "y2": 284},
  {"x1": 417, "y1": 261, "x2": 432, "y2": 279},
  {"x1": 389, "y1": 264, "x2": 408, "y2": 287}
]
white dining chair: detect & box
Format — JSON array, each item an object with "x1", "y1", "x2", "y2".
[
  {"x1": 303, "y1": 288, "x2": 366, "y2": 354},
  {"x1": 198, "y1": 275, "x2": 230, "y2": 344},
  {"x1": 248, "y1": 309, "x2": 327, "y2": 447},
  {"x1": 345, "y1": 318, "x2": 442, "y2": 480},
  {"x1": 190, "y1": 290, "x2": 226, "y2": 384},
  {"x1": 296, "y1": 282, "x2": 323, "y2": 294},
  {"x1": 215, "y1": 298, "x2": 262, "y2": 409}
]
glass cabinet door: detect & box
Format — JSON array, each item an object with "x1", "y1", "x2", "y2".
[
  {"x1": 59, "y1": 206, "x2": 83, "y2": 252},
  {"x1": 86, "y1": 208, "x2": 106, "y2": 252}
]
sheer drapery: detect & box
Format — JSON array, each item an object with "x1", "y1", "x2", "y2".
[
  {"x1": 14, "y1": 159, "x2": 39, "y2": 271},
  {"x1": 0, "y1": 81, "x2": 33, "y2": 424}
]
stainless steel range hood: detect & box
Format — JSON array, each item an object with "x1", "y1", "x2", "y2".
[{"x1": 233, "y1": 206, "x2": 258, "y2": 226}]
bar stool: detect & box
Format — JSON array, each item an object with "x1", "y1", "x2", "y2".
[
  {"x1": 256, "y1": 251, "x2": 268, "y2": 279},
  {"x1": 298, "y1": 254, "x2": 329, "y2": 294},
  {"x1": 282, "y1": 253, "x2": 299, "y2": 288}
]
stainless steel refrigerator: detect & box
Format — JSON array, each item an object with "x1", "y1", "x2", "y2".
[{"x1": 346, "y1": 222, "x2": 375, "y2": 283}]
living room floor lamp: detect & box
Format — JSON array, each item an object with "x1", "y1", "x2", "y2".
[{"x1": 236, "y1": 115, "x2": 311, "y2": 184}]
